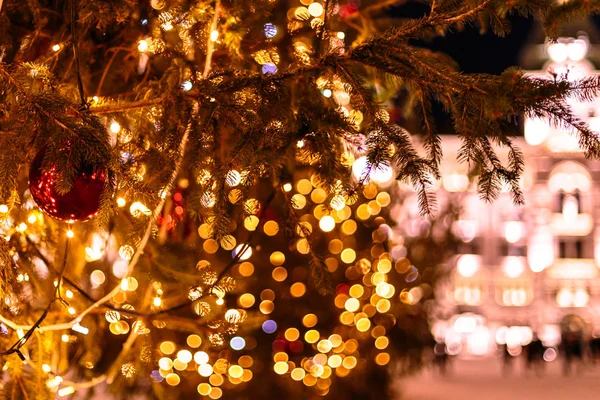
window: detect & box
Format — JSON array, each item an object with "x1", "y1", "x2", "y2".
[
  {"x1": 500, "y1": 244, "x2": 526, "y2": 257},
  {"x1": 559, "y1": 238, "x2": 584, "y2": 258}
]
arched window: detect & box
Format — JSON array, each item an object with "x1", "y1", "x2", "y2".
[
  {"x1": 549, "y1": 161, "x2": 591, "y2": 216},
  {"x1": 548, "y1": 161, "x2": 591, "y2": 194}
]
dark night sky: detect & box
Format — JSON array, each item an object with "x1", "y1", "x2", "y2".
[
  {"x1": 387, "y1": 4, "x2": 600, "y2": 133},
  {"x1": 390, "y1": 4, "x2": 600, "y2": 74}
]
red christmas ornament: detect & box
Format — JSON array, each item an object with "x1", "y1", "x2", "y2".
[{"x1": 29, "y1": 148, "x2": 108, "y2": 222}]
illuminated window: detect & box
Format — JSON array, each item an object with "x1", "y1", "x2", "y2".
[
  {"x1": 556, "y1": 287, "x2": 589, "y2": 307},
  {"x1": 495, "y1": 259, "x2": 533, "y2": 306},
  {"x1": 454, "y1": 285, "x2": 484, "y2": 306},
  {"x1": 496, "y1": 285, "x2": 533, "y2": 307},
  {"x1": 548, "y1": 162, "x2": 591, "y2": 195},
  {"x1": 454, "y1": 255, "x2": 485, "y2": 306},
  {"x1": 557, "y1": 191, "x2": 580, "y2": 214}
]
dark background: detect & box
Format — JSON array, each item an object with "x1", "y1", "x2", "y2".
[
  {"x1": 386, "y1": 4, "x2": 600, "y2": 133},
  {"x1": 389, "y1": 4, "x2": 600, "y2": 74}
]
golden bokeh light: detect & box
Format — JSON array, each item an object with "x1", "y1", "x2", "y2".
[
  {"x1": 290, "y1": 282, "x2": 307, "y2": 297},
  {"x1": 270, "y1": 251, "x2": 285, "y2": 266},
  {"x1": 284, "y1": 328, "x2": 300, "y2": 341},
  {"x1": 356, "y1": 318, "x2": 371, "y2": 332},
  {"x1": 272, "y1": 267, "x2": 288, "y2": 281},
  {"x1": 302, "y1": 314, "x2": 318, "y2": 328},
  {"x1": 259, "y1": 300, "x2": 274, "y2": 314},
  {"x1": 304, "y1": 330, "x2": 320, "y2": 343},
  {"x1": 238, "y1": 293, "x2": 256, "y2": 308},
  {"x1": 319, "y1": 215, "x2": 335, "y2": 232},
  {"x1": 160, "y1": 341, "x2": 176, "y2": 355},
  {"x1": 328, "y1": 239, "x2": 343, "y2": 254},
  {"x1": 375, "y1": 336, "x2": 389, "y2": 350},
  {"x1": 274, "y1": 361, "x2": 289, "y2": 375},
  {"x1": 239, "y1": 262, "x2": 255, "y2": 277},
  {"x1": 340, "y1": 248, "x2": 356, "y2": 264},
  {"x1": 263, "y1": 220, "x2": 279, "y2": 236},
  {"x1": 375, "y1": 353, "x2": 391, "y2": 366}
]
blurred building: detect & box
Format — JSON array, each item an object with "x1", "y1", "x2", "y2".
[{"x1": 406, "y1": 22, "x2": 600, "y2": 357}]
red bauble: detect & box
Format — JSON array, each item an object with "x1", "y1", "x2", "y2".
[{"x1": 29, "y1": 148, "x2": 108, "y2": 222}]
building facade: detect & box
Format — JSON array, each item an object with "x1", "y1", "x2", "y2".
[{"x1": 402, "y1": 26, "x2": 600, "y2": 357}]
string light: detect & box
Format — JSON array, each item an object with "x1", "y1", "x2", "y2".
[
  {"x1": 58, "y1": 386, "x2": 75, "y2": 397},
  {"x1": 109, "y1": 121, "x2": 121, "y2": 133},
  {"x1": 0, "y1": 0, "x2": 454, "y2": 397},
  {"x1": 137, "y1": 39, "x2": 149, "y2": 52}
]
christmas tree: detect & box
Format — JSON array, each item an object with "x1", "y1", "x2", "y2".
[{"x1": 1, "y1": 0, "x2": 600, "y2": 398}]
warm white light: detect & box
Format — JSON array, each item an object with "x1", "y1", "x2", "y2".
[
  {"x1": 210, "y1": 30, "x2": 219, "y2": 42},
  {"x1": 112, "y1": 259, "x2": 129, "y2": 278},
  {"x1": 457, "y1": 254, "x2": 479, "y2": 278},
  {"x1": 557, "y1": 288, "x2": 573, "y2": 307},
  {"x1": 454, "y1": 315, "x2": 477, "y2": 334},
  {"x1": 319, "y1": 215, "x2": 335, "y2": 232},
  {"x1": 503, "y1": 257, "x2": 525, "y2": 279},
  {"x1": 109, "y1": 121, "x2": 121, "y2": 133},
  {"x1": 308, "y1": 2, "x2": 324, "y2": 16},
  {"x1": 573, "y1": 288, "x2": 589, "y2": 307},
  {"x1": 130, "y1": 202, "x2": 151, "y2": 217},
  {"x1": 177, "y1": 350, "x2": 193, "y2": 363},
  {"x1": 547, "y1": 42, "x2": 568, "y2": 63},
  {"x1": 137, "y1": 39, "x2": 149, "y2": 52},
  {"x1": 562, "y1": 195, "x2": 579, "y2": 222},
  {"x1": 524, "y1": 117, "x2": 550, "y2": 146},
  {"x1": 567, "y1": 39, "x2": 588, "y2": 61},
  {"x1": 453, "y1": 220, "x2": 477, "y2": 243},
  {"x1": 322, "y1": 88, "x2": 332, "y2": 98},
  {"x1": 182, "y1": 81, "x2": 193, "y2": 91},
  {"x1": 504, "y1": 221, "x2": 523, "y2": 244},
  {"x1": 443, "y1": 173, "x2": 469, "y2": 192},
  {"x1": 528, "y1": 230, "x2": 554, "y2": 273},
  {"x1": 72, "y1": 323, "x2": 89, "y2": 335},
  {"x1": 352, "y1": 156, "x2": 393, "y2": 184},
  {"x1": 233, "y1": 245, "x2": 252, "y2": 261},
  {"x1": 226, "y1": 170, "x2": 242, "y2": 186},
  {"x1": 454, "y1": 286, "x2": 482, "y2": 305},
  {"x1": 90, "y1": 270, "x2": 106, "y2": 286},
  {"x1": 544, "y1": 348, "x2": 557, "y2": 362},
  {"x1": 466, "y1": 326, "x2": 490, "y2": 355},
  {"x1": 153, "y1": 297, "x2": 162, "y2": 307},
  {"x1": 58, "y1": 386, "x2": 75, "y2": 397},
  {"x1": 116, "y1": 197, "x2": 127, "y2": 207},
  {"x1": 66, "y1": 230, "x2": 74, "y2": 239},
  {"x1": 336, "y1": 32, "x2": 345, "y2": 40},
  {"x1": 0, "y1": 205, "x2": 8, "y2": 213},
  {"x1": 52, "y1": 44, "x2": 61, "y2": 52}
]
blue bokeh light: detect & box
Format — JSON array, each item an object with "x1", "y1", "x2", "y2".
[
  {"x1": 262, "y1": 63, "x2": 277, "y2": 75},
  {"x1": 264, "y1": 23, "x2": 278, "y2": 39},
  {"x1": 262, "y1": 320, "x2": 277, "y2": 334},
  {"x1": 230, "y1": 336, "x2": 246, "y2": 350}
]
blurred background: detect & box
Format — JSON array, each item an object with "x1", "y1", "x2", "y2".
[{"x1": 385, "y1": 6, "x2": 600, "y2": 400}]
